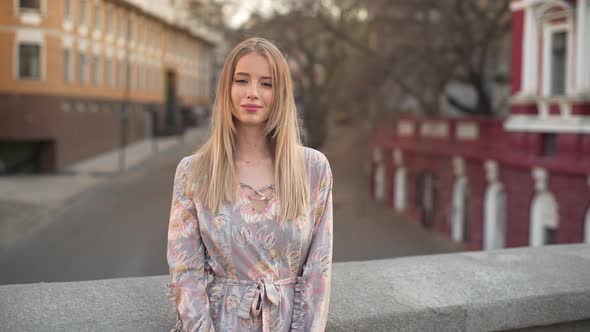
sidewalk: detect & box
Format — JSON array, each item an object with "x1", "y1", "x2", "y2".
[
  {"x1": 62, "y1": 131, "x2": 193, "y2": 175},
  {"x1": 0, "y1": 126, "x2": 207, "y2": 249}
]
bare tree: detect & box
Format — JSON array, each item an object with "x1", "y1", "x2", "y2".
[
  {"x1": 438, "y1": 0, "x2": 511, "y2": 116},
  {"x1": 190, "y1": 0, "x2": 512, "y2": 147},
  {"x1": 316, "y1": 0, "x2": 511, "y2": 116},
  {"x1": 233, "y1": 1, "x2": 367, "y2": 148}
]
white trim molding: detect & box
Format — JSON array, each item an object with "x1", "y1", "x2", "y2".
[
  {"x1": 62, "y1": 35, "x2": 74, "y2": 49},
  {"x1": 453, "y1": 157, "x2": 466, "y2": 177},
  {"x1": 15, "y1": 0, "x2": 48, "y2": 26},
  {"x1": 504, "y1": 114, "x2": 590, "y2": 133},
  {"x1": 586, "y1": 175, "x2": 590, "y2": 244},
  {"x1": 576, "y1": 0, "x2": 590, "y2": 96},
  {"x1": 456, "y1": 122, "x2": 479, "y2": 141},
  {"x1": 520, "y1": 4, "x2": 539, "y2": 97},
  {"x1": 77, "y1": 38, "x2": 89, "y2": 52},
  {"x1": 394, "y1": 167, "x2": 407, "y2": 212}
]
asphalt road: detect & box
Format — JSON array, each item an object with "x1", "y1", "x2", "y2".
[
  {"x1": 0, "y1": 120, "x2": 464, "y2": 285},
  {"x1": 0, "y1": 141, "x2": 199, "y2": 285}
]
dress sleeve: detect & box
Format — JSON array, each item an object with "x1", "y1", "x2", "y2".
[
  {"x1": 166, "y1": 157, "x2": 216, "y2": 332},
  {"x1": 291, "y1": 156, "x2": 334, "y2": 332}
]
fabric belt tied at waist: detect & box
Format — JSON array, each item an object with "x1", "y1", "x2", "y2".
[{"x1": 212, "y1": 276, "x2": 298, "y2": 332}]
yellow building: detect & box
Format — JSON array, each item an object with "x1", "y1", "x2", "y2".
[{"x1": 0, "y1": 0, "x2": 217, "y2": 172}]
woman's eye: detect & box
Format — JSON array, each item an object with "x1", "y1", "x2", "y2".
[
  {"x1": 234, "y1": 79, "x2": 247, "y2": 84},
  {"x1": 261, "y1": 82, "x2": 272, "y2": 87}
]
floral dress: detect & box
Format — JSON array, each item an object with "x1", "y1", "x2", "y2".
[{"x1": 166, "y1": 147, "x2": 333, "y2": 332}]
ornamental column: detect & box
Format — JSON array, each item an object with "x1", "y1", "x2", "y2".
[
  {"x1": 522, "y1": 4, "x2": 539, "y2": 97},
  {"x1": 576, "y1": 0, "x2": 590, "y2": 95}
]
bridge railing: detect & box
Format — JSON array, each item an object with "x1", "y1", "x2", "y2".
[{"x1": 1, "y1": 244, "x2": 589, "y2": 331}]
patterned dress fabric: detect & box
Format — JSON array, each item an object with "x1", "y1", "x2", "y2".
[{"x1": 167, "y1": 147, "x2": 333, "y2": 332}]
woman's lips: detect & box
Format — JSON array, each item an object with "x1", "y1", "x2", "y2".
[{"x1": 241, "y1": 105, "x2": 262, "y2": 112}]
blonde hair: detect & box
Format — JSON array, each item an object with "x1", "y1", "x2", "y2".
[{"x1": 185, "y1": 37, "x2": 309, "y2": 221}]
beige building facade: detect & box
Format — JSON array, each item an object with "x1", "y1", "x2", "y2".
[{"x1": 0, "y1": 0, "x2": 216, "y2": 172}]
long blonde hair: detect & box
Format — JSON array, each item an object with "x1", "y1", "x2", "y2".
[{"x1": 185, "y1": 37, "x2": 309, "y2": 221}]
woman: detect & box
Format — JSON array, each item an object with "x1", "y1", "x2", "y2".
[{"x1": 166, "y1": 37, "x2": 333, "y2": 332}]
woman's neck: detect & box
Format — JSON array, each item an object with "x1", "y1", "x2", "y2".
[{"x1": 235, "y1": 124, "x2": 272, "y2": 162}]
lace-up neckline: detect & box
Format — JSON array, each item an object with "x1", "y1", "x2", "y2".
[{"x1": 239, "y1": 182, "x2": 276, "y2": 214}]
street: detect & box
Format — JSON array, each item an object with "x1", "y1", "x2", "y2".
[{"x1": 0, "y1": 119, "x2": 464, "y2": 285}]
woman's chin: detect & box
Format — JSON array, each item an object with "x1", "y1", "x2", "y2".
[
  {"x1": 235, "y1": 118, "x2": 268, "y2": 127},
  {"x1": 235, "y1": 114, "x2": 269, "y2": 126}
]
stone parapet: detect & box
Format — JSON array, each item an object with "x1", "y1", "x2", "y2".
[{"x1": 1, "y1": 244, "x2": 589, "y2": 331}]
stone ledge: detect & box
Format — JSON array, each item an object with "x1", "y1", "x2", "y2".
[{"x1": 1, "y1": 244, "x2": 589, "y2": 331}]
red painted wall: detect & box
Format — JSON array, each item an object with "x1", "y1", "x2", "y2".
[{"x1": 370, "y1": 117, "x2": 590, "y2": 249}]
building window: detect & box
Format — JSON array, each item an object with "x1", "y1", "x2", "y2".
[
  {"x1": 93, "y1": 1, "x2": 101, "y2": 31},
  {"x1": 131, "y1": 64, "x2": 136, "y2": 90},
  {"x1": 63, "y1": 48, "x2": 72, "y2": 83},
  {"x1": 105, "y1": 58, "x2": 112, "y2": 86},
  {"x1": 20, "y1": 0, "x2": 41, "y2": 11},
  {"x1": 127, "y1": 15, "x2": 133, "y2": 41},
  {"x1": 18, "y1": 43, "x2": 41, "y2": 80},
  {"x1": 550, "y1": 31, "x2": 567, "y2": 96},
  {"x1": 92, "y1": 55, "x2": 100, "y2": 85},
  {"x1": 79, "y1": 53, "x2": 88, "y2": 83},
  {"x1": 117, "y1": 59, "x2": 124, "y2": 87},
  {"x1": 64, "y1": 0, "x2": 72, "y2": 20},
  {"x1": 136, "y1": 19, "x2": 142, "y2": 45},
  {"x1": 138, "y1": 64, "x2": 143, "y2": 90},
  {"x1": 79, "y1": 0, "x2": 88, "y2": 26},
  {"x1": 541, "y1": 133, "x2": 557, "y2": 157},
  {"x1": 119, "y1": 12, "x2": 126, "y2": 39},
  {"x1": 106, "y1": 5, "x2": 113, "y2": 34}
]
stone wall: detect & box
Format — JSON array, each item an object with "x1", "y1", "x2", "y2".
[{"x1": 1, "y1": 244, "x2": 589, "y2": 331}]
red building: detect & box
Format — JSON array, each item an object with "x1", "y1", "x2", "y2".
[{"x1": 370, "y1": 0, "x2": 590, "y2": 249}]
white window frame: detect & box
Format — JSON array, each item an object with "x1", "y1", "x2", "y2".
[
  {"x1": 118, "y1": 11, "x2": 126, "y2": 41},
  {"x1": 542, "y1": 22, "x2": 574, "y2": 98},
  {"x1": 63, "y1": 0, "x2": 72, "y2": 21},
  {"x1": 137, "y1": 63, "x2": 143, "y2": 91},
  {"x1": 63, "y1": 47, "x2": 73, "y2": 83},
  {"x1": 62, "y1": 0, "x2": 73, "y2": 31},
  {"x1": 79, "y1": 0, "x2": 88, "y2": 28},
  {"x1": 127, "y1": 14, "x2": 133, "y2": 43},
  {"x1": 79, "y1": 52, "x2": 89, "y2": 84},
  {"x1": 93, "y1": 0, "x2": 102, "y2": 35},
  {"x1": 575, "y1": 0, "x2": 590, "y2": 94},
  {"x1": 117, "y1": 59, "x2": 123, "y2": 88},
  {"x1": 92, "y1": 53, "x2": 101, "y2": 86},
  {"x1": 17, "y1": 42, "x2": 42, "y2": 80},
  {"x1": 106, "y1": 4, "x2": 113, "y2": 36},
  {"x1": 14, "y1": 29, "x2": 45, "y2": 80},
  {"x1": 15, "y1": 0, "x2": 47, "y2": 26},
  {"x1": 104, "y1": 52, "x2": 113, "y2": 87}
]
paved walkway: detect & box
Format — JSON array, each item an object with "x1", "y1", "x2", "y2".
[{"x1": 0, "y1": 126, "x2": 208, "y2": 249}]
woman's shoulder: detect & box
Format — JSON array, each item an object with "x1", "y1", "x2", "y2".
[
  {"x1": 174, "y1": 152, "x2": 205, "y2": 182},
  {"x1": 301, "y1": 146, "x2": 331, "y2": 171},
  {"x1": 178, "y1": 152, "x2": 204, "y2": 168}
]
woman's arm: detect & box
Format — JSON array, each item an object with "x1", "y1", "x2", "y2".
[
  {"x1": 291, "y1": 155, "x2": 334, "y2": 332},
  {"x1": 167, "y1": 157, "x2": 215, "y2": 332}
]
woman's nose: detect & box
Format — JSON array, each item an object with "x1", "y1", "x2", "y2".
[{"x1": 247, "y1": 82, "x2": 259, "y2": 99}]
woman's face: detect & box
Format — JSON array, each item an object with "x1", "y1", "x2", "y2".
[{"x1": 231, "y1": 52, "x2": 274, "y2": 127}]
